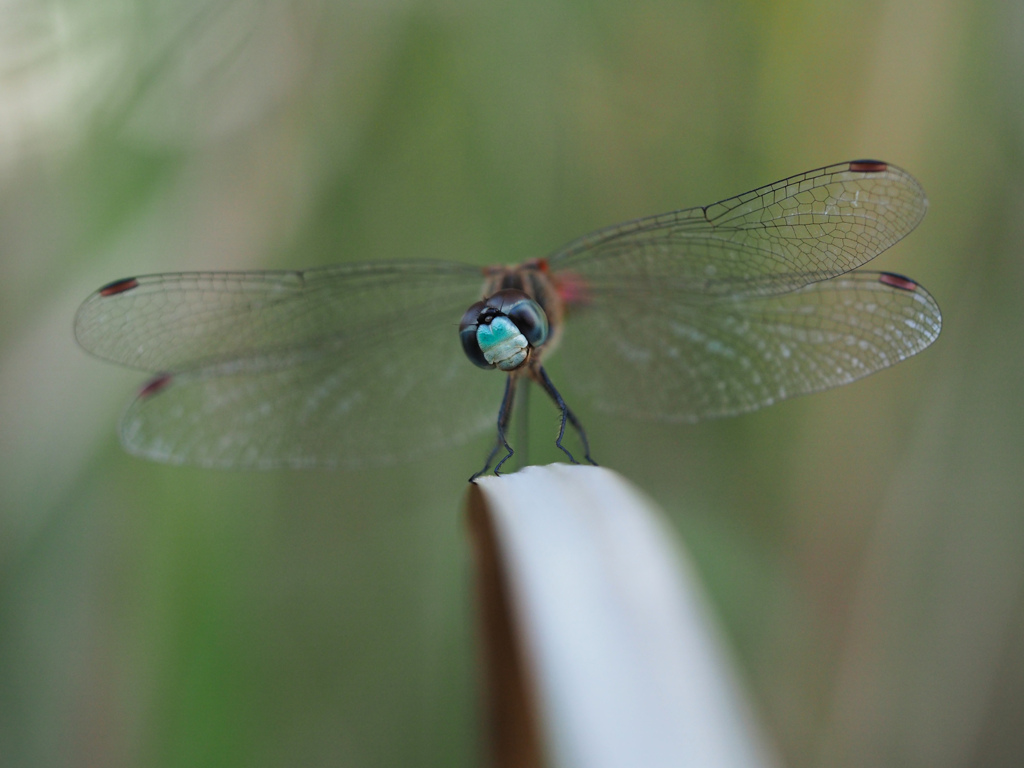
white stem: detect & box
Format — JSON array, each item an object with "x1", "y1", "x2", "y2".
[{"x1": 467, "y1": 464, "x2": 777, "y2": 768}]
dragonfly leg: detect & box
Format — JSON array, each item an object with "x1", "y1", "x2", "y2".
[
  {"x1": 534, "y1": 366, "x2": 598, "y2": 467},
  {"x1": 470, "y1": 376, "x2": 518, "y2": 480},
  {"x1": 492, "y1": 376, "x2": 519, "y2": 475},
  {"x1": 565, "y1": 405, "x2": 597, "y2": 467}
]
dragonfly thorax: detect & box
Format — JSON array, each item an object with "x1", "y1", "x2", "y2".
[{"x1": 459, "y1": 289, "x2": 549, "y2": 372}]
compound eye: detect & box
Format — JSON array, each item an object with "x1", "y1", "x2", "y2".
[
  {"x1": 504, "y1": 295, "x2": 549, "y2": 347},
  {"x1": 459, "y1": 300, "x2": 492, "y2": 369}
]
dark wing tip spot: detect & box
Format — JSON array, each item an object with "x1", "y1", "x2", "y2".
[
  {"x1": 139, "y1": 373, "x2": 173, "y2": 398},
  {"x1": 99, "y1": 277, "x2": 139, "y2": 297},
  {"x1": 878, "y1": 272, "x2": 919, "y2": 291},
  {"x1": 848, "y1": 160, "x2": 889, "y2": 173}
]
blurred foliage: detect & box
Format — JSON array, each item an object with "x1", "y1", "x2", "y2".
[{"x1": 2, "y1": 0, "x2": 1023, "y2": 766}]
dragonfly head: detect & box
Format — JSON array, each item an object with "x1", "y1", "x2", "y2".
[{"x1": 459, "y1": 289, "x2": 550, "y2": 372}]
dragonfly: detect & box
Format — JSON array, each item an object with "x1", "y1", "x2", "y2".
[{"x1": 75, "y1": 160, "x2": 942, "y2": 479}]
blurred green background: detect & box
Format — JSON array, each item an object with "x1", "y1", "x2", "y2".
[{"x1": 2, "y1": 0, "x2": 1023, "y2": 766}]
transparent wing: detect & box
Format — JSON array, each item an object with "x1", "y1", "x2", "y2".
[
  {"x1": 75, "y1": 261, "x2": 484, "y2": 371},
  {"x1": 556, "y1": 272, "x2": 942, "y2": 421},
  {"x1": 549, "y1": 161, "x2": 927, "y2": 297},
  {"x1": 75, "y1": 261, "x2": 505, "y2": 467}
]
